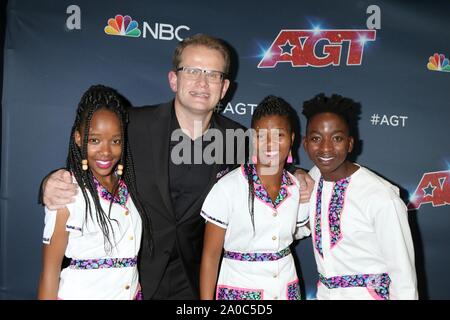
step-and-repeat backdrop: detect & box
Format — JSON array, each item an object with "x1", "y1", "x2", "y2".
[{"x1": 1, "y1": 0, "x2": 449, "y2": 299}]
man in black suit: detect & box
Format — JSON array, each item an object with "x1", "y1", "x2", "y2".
[{"x1": 42, "y1": 34, "x2": 312, "y2": 299}]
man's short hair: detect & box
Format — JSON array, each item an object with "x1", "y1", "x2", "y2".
[{"x1": 172, "y1": 33, "x2": 230, "y2": 75}]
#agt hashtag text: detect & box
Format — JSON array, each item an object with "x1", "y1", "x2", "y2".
[{"x1": 370, "y1": 114, "x2": 408, "y2": 127}]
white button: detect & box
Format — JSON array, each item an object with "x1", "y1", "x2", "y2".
[
  {"x1": 272, "y1": 236, "x2": 277, "y2": 241},
  {"x1": 272, "y1": 212, "x2": 277, "y2": 217},
  {"x1": 274, "y1": 296, "x2": 278, "y2": 300},
  {"x1": 273, "y1": 274, "x2": 277, "y2": 278},
  {"x1": 129, "y1": 236, "x2": 134, "y2": 240}
]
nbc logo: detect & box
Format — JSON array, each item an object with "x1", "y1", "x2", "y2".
[
  {"x1": 427, "y1": 53, "x2": 450, "y2": 72},
  {"x1": 104, "y1": 14, "x2": 141, "y2": 37}
]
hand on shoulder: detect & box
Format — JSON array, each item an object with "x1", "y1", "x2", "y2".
[{"x1": 43, "y1": 169, "x2": 77, "y2": 210}]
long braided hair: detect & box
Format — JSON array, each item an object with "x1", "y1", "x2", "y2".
[
  {"x1": 67, "y1": 85, "x2": 153, "y2": 255},
  {"x1": 245, "y1": 95, "x2": 295, "y2": 232}
]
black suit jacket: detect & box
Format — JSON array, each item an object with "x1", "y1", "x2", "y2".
[{"x1": 128, "y1": 101, "x2": 247, "y2": 299}]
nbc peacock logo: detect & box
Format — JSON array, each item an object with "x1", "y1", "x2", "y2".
[
  {"x1": 427, "y1": 53, "x2": 450, "y2": 72},
  {"x1": 104, "y1": 14, "x2": 141, "y2": 37}
]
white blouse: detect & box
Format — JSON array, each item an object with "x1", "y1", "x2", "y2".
[
  {"x1": 308, "y1": 165, "x2": 417, "y2": 300},
  {"x1": 43, "y1": 178, "x2": 142, "y2": 300},
  {"x1": 201, "y1": 165, "x2": 310, "y2": 300}
]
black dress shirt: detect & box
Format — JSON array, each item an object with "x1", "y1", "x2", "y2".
[{"x1": 168, "y1": 109, "x2": 218, "y2": 221}]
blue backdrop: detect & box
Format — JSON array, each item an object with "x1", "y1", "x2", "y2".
[{"x1": 1, "y1": 0, "x2": 449, "y2": 299}]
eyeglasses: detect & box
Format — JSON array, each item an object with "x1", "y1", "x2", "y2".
[{"x1": 176, "y1": 66, "x2": 226, "y2": 83}]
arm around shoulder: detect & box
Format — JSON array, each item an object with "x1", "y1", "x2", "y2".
[{"x1": 40, "y1": 169, "x2": 77, "y2": 210}]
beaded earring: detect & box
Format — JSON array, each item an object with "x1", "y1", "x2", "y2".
[{"x1": 81, "y1": 159, "x2": 88, "y2": 171}]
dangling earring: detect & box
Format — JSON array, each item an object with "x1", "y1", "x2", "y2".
[
  {"x1": 117, "y1": 164, "x2": 124, "y2": 176},
  {"x1": 81, "y1": 159, "x2": 88, "y2": 171},
  {"x1": 287, "y1": 150, "x2": 293, "y2": 164},
  {"x1": 251, "y1": 155, "x2": 257, "y2": 164}
]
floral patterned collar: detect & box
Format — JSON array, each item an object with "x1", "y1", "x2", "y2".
[
  {"x1": 314, "y1": 176, "x2": 351, "y2": 258},
  {"x1": 241, "y1": 164, "x2": 294, "y2": 209},
  {"x1": 92, "y1": 176, "x2": 129, "y2": 208}
]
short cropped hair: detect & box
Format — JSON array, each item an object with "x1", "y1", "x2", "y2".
[{"x1": 172, "y1": 33, "x2": 230, "y2": 75}]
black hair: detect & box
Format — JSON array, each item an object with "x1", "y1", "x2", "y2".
[
  {"x1": 302, "y1": 93, "x2": 361, "y2": 137},
  {"x1": 245, "y1": 95, "x2": 295, "y2": 233},
  {"x1": 67, "y1": 84, "x2": 153, "y2": 255},
  {"x1": 251, "y1": 95, "x2": 295, "y2": 131}
]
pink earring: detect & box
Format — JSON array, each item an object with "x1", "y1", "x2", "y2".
[
  {"x1": 287, "y1": 151, "x2": 293, "y2": 164},
  {"x1": 251, "y1": 155, "x2": 257, "y2": 164}
]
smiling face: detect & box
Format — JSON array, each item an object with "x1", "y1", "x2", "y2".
[
  {"x1": 168, "y1": 45, "x2": 230, "y2": 116},
  {"x1": 75, "y1": 109, "x2": 122, "y2": 185},
  {"x1": 303, "y1": 112, "x2": 354, "y2": 181},
  {"x1": 253, "y1": 115, "x2": 294, "y2": 170}
]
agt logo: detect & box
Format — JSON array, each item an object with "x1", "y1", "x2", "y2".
[
  {"x1": 427, "y1": 53, "x2": 450, "y2": 72},
  {"x1": 407, "y1": 170, "x2": 450, "y2": 210},
  {"x1": 215, "y1": 102, "x2": 258, "y2": 116},
  {"x1": 258, "y1": 29, "x2": 376, "y2": 68},
  {"x1": 104, "y1": 14, "x2": 190, "y2": 41}
]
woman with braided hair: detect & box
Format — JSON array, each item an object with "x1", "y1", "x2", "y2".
[
  {"x1": 38, "y1": 85, "x2": 152, "y2": 300},
  {"x1": 199, "y1": 95, "x2": 310, "y2": 300}
]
